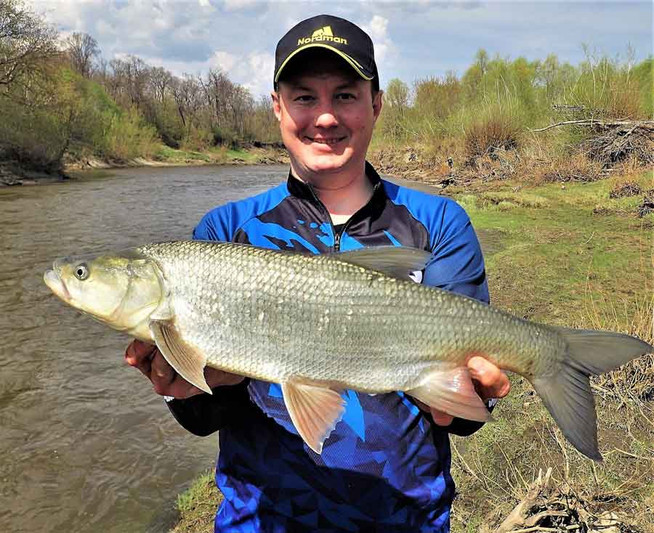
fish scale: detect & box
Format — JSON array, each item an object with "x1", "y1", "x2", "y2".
[
  {"x1": 138, "y1": 241, "x2": 557, "y2": 389},
  {"x1": 45, "y1": 240, "x2": 653, "y2": 458}
]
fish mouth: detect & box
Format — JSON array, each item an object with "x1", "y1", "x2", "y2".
[{"x1": 44, "y1": 267, "x2": 71, "y2": 302}]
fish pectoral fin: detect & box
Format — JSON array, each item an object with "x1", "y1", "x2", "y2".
[
  {"x1": 335, "y1": 247, "x2": 432, "y2": 280},
  {"x1": 149, "y1": 300, "x2": 174, "y2": 321},
  {"x1": 150, "y1": 320, "x2": 212, "y2": 395},
  {"x1": 281, "y1": 378, "x2": 346, "y2": 454},
  {"x1": 408, "y1": 367, "x2": 491, "y2": 423}
]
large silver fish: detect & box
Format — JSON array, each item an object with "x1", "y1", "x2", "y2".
[{"x1": 44, "y1": 241, "x2": 652, "y2": 459}]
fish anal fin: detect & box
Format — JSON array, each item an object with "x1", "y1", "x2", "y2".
[
  {"x1": 408, "y1": 366, "x2": 490, "y2": 423},
  {"x1": 150, "y1": 320, "x2": 211, "y2": 394},
  {"x1": 281, "y1": 378, "x2": 346, "y2": 454},
  {"x1": 335, "y1": 247, "x2": 431, "y2": 280}
]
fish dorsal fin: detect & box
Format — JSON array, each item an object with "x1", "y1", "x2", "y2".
[
  {"x1": 281, "y1": 378, "x2": 346, "y2": 454},
  {"x1": 408, "y1": 366, "x2": 491, "y2": 423},
  {"x1": 150, "y1": 319, "x2": 212, "y2": 394},
  {"x1": 335, "y1": 247, "x2": 432, "y2": 280}
]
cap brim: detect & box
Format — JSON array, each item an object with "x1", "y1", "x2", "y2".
[{"x1": 274, "y1": 43, "x2": 375, "y2": 84}]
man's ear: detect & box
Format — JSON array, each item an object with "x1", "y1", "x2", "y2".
[
  {"x1": 271, "y1": 91, "x2": 282, "y2": 122},
  {"x1": 372, "y1": 90, "x2": 383, "y2": 122}
]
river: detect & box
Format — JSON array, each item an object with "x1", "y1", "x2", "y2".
[
  {"x1": 0, "y1": 165, "x2": 288, "y2": 533},
  {"x1": 0, "y1": 165, "x2": 475, "y2": 532}
]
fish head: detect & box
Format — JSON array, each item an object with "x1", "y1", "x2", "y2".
[{"x1": 44, "y1": 250, "x2": 164, "y2": 339}]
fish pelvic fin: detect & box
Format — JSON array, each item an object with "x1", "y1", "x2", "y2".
[
  {"x1": 408, "y1": 366, "x2": 491, "y2": 423},
  {"x1": 281, "y1": 378, "x2": 346, "y2": 454},
  {"x1": 150, "y1": 319, "x2": 212, "y2": 395},
  {"x1": 335, "y1": 247, "x2": 432, "y2": 281},
  {"x1": 533, "y1": 327, "x2": 653, "y2": 462}
]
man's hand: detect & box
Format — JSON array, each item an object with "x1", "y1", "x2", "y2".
[
  {"x1": 424, "y1": 356, "x2": 511, "y2": 426},
  {"x1": 124, "y1": 339, "x2": 245, "y2": 399}
]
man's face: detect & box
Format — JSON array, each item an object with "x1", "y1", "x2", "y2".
[{"x1": 271, "y1": 56, "x2": 382, "y2": 183}]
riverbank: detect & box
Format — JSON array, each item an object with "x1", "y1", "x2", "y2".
[
  {"x1": 0, "y1": 144, "x2": 289, "y2": 186},
  {"x1": 169, "y1": 166, "x2": 653, "y2": 532}
]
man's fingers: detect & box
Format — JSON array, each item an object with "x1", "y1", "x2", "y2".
[
  {"x1": 125, "y1": 340, "x2": 246, "y2": 398},
  {"x1": 467, "y1": 356, "x2": 511, "y2": 399},
  {"x1": 124, "y1": 339, "x2": 156, "y2": 375},
  {"x1": 150, "y1": 353, "x2": 176, "y2": 394},
  {"x1": 162, "y1": 375, "x2": 204, "y2": 399},
  {"x1": 430, "y1": 409, "x2": 454, "y2": 427},
  {"x1": 205, "y1": 367, "x2": 245, "y2": 388},
  {"x1": 413, "y1": 398, "x2": 454, "y2": 427}
]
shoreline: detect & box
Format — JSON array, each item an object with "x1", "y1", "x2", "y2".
[{"x1": 0, "y1": 146, "x2": 289, "y2": 187}]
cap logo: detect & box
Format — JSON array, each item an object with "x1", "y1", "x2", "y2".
[{"x1": 297, "y1": 26, "x2": 347, "y2": 46}]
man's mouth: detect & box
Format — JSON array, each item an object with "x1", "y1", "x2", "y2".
[{"x1": 306, "y1": 136, "x2": 346, "y2": 145}]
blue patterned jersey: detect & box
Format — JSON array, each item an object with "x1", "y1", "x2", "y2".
[{"x1": 168, "y1": 163, "x2": 489, "y2": 532}]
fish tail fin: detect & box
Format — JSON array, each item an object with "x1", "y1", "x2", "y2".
[{"x1": 532, "y1": 327, "x2": 652, "y2": 461}]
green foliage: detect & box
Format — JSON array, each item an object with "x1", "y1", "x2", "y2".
[
  {"x1": 0, "y1": 97, "x2": 67, "y2": 172},
  {"x1": 379, "y1": 78, "x2": 411, "y2": 141},
  {"x1": 630, "y1": 56, "x2": 653, "y2": 118},
  {"x1": 566, "y1": 50, "x2": 645, "y2": 120},
  {"x1": 100, "y1": 106, "x2": 158, "y2": 160},
  {"x1": 1, "y1": 8, "x2": 650, "y2": 175},
  {"x1": 374, "y1": 48, "x2": 652, "y2": 159}
]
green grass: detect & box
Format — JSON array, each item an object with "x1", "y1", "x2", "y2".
[
  {"x1": 171, "y1": 471, "x2": 222, "y2": 533},
  {"x1": 449, "y1": 170, "x2": 654, "y2": 532}
]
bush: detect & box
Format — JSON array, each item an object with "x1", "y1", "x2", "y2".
[{"x1": 463, "y1": 105, "x2": 523, "y2": 159}]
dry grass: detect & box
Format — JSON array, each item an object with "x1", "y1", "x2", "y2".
[
  {"x1": 533, "y1": 152, "x2": 604, "y2": 184},
  {"x1": 464, "y1": 113, "x2": 521, "y2": 160}
]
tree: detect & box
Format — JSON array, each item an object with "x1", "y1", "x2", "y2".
[
  {"x1": 385, "y1": 78, "x2": 409, "y2": 110},
  {"x1": 0, "y1": 0, "x2": 58, "y2": 88},
  {"x1": 64, "y1": 32, "x2": 99, "y2": 78},
  {"x1": 108, "y1": 55, "x2": 150, "y2": 108},
  {"x1": 148, "y1": 66, "x2": 172, "y2": 104},
  {"x1": 380, "y1": 78, "x2": 410, "y2": 141}
]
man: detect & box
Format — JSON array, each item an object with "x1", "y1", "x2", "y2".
[{"x1": 126, "y1": 14, "x2": 510, "y2": 532}]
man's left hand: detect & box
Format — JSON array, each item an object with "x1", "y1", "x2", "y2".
[{"x1": 426, "y1": 356, "x2": 511, "y2": 426}]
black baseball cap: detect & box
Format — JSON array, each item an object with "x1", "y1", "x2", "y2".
[{"x1": 274, "y1": 14, "x2": 379, "y2": 90}]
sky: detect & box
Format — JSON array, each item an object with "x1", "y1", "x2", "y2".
[{"x1": 27, "y1": 1, "x2": 653, "y2": 98}]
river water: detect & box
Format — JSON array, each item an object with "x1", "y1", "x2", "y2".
[{"x1": 0, "y1": 165, "x2": 288, "y2": 533}]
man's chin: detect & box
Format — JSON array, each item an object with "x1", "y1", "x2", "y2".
[{"x1": 303, "y1": 151, "x2": 353, "y2": 172}]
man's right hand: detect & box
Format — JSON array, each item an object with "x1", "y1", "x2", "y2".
[{"x1": 124, "y1": 339, "x2": 245, "y2": 399}]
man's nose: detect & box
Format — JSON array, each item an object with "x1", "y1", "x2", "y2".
[{"x1": 314, "y1": 101, "x2": 339, "y2": 128}]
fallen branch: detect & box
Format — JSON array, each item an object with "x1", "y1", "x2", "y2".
[
  {"x1": 529, "y1": 119, "x2": 654, "y2": 133},
  {"x1": 495, "y1": 468, "x2": 553, "y2": 533}
]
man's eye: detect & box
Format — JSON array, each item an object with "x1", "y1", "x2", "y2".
[
  {"x1": 336, "y1": 93, "x2": 356, "y2": 100},
  {"x1": 294, "y1": 95, "x2": 314, "y2": 102}
]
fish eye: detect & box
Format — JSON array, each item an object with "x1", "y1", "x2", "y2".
[{"x1": 74, "y1": 263, "x2": 89, "y2": 281}]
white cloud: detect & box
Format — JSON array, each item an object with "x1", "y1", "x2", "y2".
[
  {"x1": 362, "y1": 14, "x2": 396, "y2": 66},
  {"x1": 244, "y1": 52, "x2": 275, "y2": 95},
  {"x1": 24, "y1": 0, "x2": 652, "y2": 98},
  {"x1": 211, "y1": 50, "x2": 237, "y2": 72},
  {"x1": 208, "y1": 50, "x2": 275, "y2": 96},
  {"x1": 223, "y1": 0, "x2": 258, "y2": 11}
]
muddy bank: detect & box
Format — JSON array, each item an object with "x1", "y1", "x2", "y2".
[
  {"x1": 0, "y1": 162, "x2": 68, "y2": 186},
  {"x1": 1, "y1": 146, "x2": 289, "y2": 186}
]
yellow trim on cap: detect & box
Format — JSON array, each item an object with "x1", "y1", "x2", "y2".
[{"x1": 275, "y1": 43, "x2": 374, "y2": 83}]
